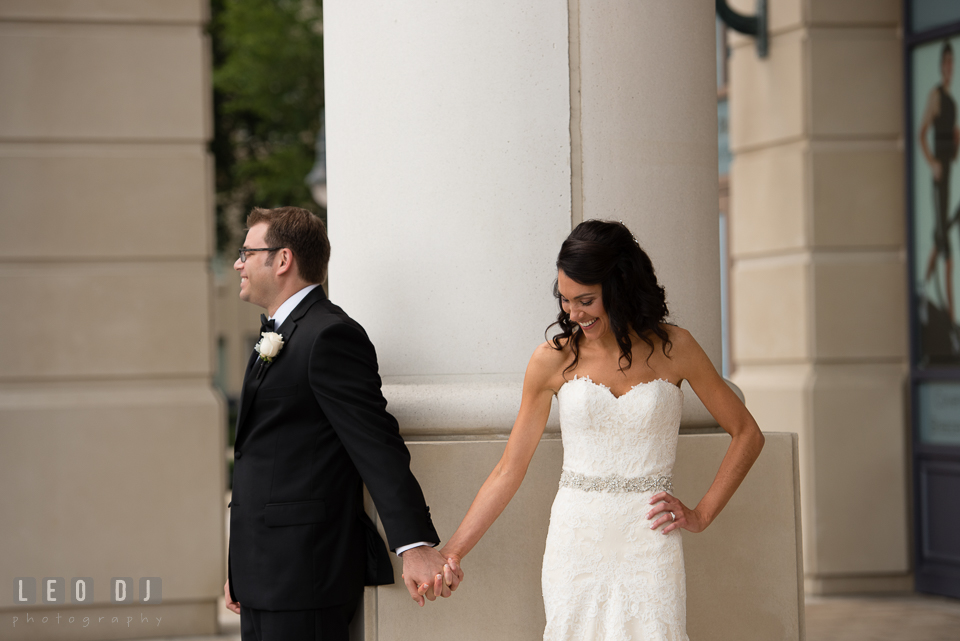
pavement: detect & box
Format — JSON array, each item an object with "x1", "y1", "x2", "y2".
[
  {"x1": 127, "y1": 593, "x2": 960, "y2": 641},
  {"x1": 805, "y1": 594, "x2": 960, "y2": 641}
]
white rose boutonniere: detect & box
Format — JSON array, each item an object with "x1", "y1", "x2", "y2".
[{"x1": 255, "y1": 332, "x2": 284, "y2": 363}]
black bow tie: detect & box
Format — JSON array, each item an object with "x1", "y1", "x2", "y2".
[{"x1": 260, "y1": 314, "x2": 276, "y2": 334}]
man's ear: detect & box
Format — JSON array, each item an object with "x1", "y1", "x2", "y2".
[{"x1": 275, "y1": 248, "x2": 295, "y2": 276}]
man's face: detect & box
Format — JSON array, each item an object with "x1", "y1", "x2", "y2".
[
  {"x1": 234, "y1": 222, "x2": 276, "y2": 308},
  {"x1": 944, "y1": 52, "x2": 954, "y2": 86}
]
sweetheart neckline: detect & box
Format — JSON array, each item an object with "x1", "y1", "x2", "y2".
[{"x1": 558, "y1": 375, "x2": 682, "y2": 400}]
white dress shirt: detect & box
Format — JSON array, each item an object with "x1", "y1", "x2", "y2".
[{"x1": 269, "y1": 284, "x2": 320, "y2": 329}]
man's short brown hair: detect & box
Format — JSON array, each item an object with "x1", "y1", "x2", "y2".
[{"x1": 246, "y1": 207, "x2": 330, "y2": 284}]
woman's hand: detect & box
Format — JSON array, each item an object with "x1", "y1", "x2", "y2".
[
  {"x1": 646, "y1": 491, "x2": 708, "y2": 535},
  {"x1": 439, "y1": 549, "x2": 464, "y2": 589}
]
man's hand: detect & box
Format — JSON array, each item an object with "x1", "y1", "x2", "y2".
[
  {"x1": 224, "y1": 580, "x2": 240, "y2": 615},
  {"x1": 400, "y1": 546, "x2": 463, "y2": 606}
]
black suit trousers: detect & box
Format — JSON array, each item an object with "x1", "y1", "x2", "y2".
[{"x1": 240, "y1": 598, "x2": 359, "y2": 641}]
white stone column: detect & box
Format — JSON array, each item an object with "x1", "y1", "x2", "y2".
[
  {"x1": 325, "y1": 1, "x2": 803, "y2": 639},
  {"x1": 575, "y1": 0, "x2": 722, "y2": 363},
  {"x1": 0, "y1": 3, "x2": 224, "y2": 638}
]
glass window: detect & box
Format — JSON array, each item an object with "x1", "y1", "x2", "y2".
[
  {"x1": 911, "y1": 36, "x2": 960, "y2": 367},
  {"x1": 718, "y1": 100, "x2": 731, "y2": 177},
  {"x1": 912, "y1": 1, "x2": 960, "y2": 34},
  {"x1": 918, "y1": 381, "x2": 960, "y2": 445},
  {"x1": 716, "y1": 18, "x2": 729, "y2": 91},
  {"x1": 719, "y1": 212, "x2": 730, "y2": 378}
]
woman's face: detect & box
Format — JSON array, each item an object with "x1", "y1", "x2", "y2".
[{"x1": 558, "y1": 269, "x2": 609, "y2": 341}]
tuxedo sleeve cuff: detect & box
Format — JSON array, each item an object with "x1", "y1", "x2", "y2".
[{"x1": 395, "y1": 541, "x2": 435, "y2": 557}]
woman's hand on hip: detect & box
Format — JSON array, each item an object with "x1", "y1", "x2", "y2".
[{"x1": 646, "y1": 491, "x2": 708, "y2": 535}]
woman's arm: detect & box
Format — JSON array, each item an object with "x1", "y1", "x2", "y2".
[
  {"x1": 648, "y1": 328, "x2": 765, "y2": 534},
  {"x1": 440, "y1": 343, "x2": 561, "y2": 562}
]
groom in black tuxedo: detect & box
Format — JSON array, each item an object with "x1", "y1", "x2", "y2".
[{"x1": 224, "y1": 207, "x2": 461, "y2": 641}]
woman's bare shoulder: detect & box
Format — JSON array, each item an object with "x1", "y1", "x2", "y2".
[
  {"x1": 526, "y1": 340, "x2": 571, "y2": 391},
  {"x1": 660, "y1": 324, "x2": 712, "y2": 371},
  {"x1": 662, "y1": 323, "x2": 694, "y2": 346},
  {"x1": 530, "y1": 339, "x2": 569, "y2": 368}
]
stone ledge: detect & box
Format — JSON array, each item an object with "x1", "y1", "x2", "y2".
[
  {"x1": 382, "y1": 374, "x2": 743, "y2": 435},
  {"x1": 806, "y1": 573, "x2": 914, "y2": 596}
]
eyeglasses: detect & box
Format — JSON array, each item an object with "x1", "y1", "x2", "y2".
[{"x1": 238, "y1": 247, "x2": 283, "y2": 263}]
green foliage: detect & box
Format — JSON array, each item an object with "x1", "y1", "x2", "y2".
[{"x1": 210, "y1": 0, "x2": 325, "y2": 250}]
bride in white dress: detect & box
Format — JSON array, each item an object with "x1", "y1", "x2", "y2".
[{"x1": 438, "y1": 220, "x2": 765, "y2": 640}]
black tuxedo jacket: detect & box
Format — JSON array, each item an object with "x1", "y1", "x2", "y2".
[{"x1": 228, "y1": 286, "x2": 438, "y2": 611}]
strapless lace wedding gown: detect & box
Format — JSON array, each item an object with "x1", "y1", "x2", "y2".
[{"x1": 542, "y1": 376, "x2": 689, "y2": 641}]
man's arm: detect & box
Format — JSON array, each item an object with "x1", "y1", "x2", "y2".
[{"x1": 307, "y1": 321, "x2": 460, "y2": 604}]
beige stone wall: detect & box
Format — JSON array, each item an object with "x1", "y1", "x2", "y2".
[
  {"x1": 0, "y1": 2, "x2": 225, "y2": 637},
  {"x1": 365, "y1": 431, "x2": 804, "y2": 641},
  {"x1": 212, "y1": 256, "x2": 262, "y2": 399},
  {"x1": 728, "y1": 0, "x2": 910, "y2": 594}
]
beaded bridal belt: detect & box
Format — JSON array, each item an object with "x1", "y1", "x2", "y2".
[{"x1": 559, "y1": 470, "x2": 674, "y2": 494}]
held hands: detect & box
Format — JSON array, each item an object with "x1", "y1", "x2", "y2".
[
  {"x1": 400, "y1": 546, "x2": 464, "y2": 607},
  {"x1": 646, "y1": 492, "x2": 708, "y2": 535},
  {"x1": 225, "y1": 551, "x2": 464, "y2": 612}
]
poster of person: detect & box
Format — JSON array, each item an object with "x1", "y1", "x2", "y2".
[{"x1": 913, "y1": 37, "x2": 960, "y2": 367}]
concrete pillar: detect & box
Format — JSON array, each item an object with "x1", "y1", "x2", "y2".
[
  {"x1": 727, "y1": 0, "x2": 909, "y2": 594},
  {"x1": 0, "y1": 2, "x2": 225, "y2": 638},
  {"x1": 574, "y1": 0, "x2": 723, "y2": 362},
  {"x1": 325, "y1": 1, "x2": 803, "y2": 639}
]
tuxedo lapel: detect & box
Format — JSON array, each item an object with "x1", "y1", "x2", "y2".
[
  {"x1": 236, "y1": 349, "x2": 259, "y2": 432},
  {"x1": 235, "y1": 350, "x2": 266, "y2": 444},
  {"x1": 273, "y1": 316, "x2": 299, "y2": 349},
  {"x1": 287, "y1": 285, "x2": 327, "y2": 324},
  {"x1": 268, "y1": 285, "x2": 326, "y2": 350},
  {"x1": 234, "y1": 287, "x2": 327, "y2": 442}
]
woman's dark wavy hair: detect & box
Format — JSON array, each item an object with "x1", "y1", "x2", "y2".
[{"x1": 548, "y1": 219, "x2": 671, "y2": 374}]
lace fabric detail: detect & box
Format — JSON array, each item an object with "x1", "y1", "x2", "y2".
[
  {"x1": 556, "y1": 376, "x2": 682, "y2": 480},
  {"x1": 542, "y1": 376, "x2": 688, "y2": 641},
  {"x1": 559, "y1": 469, "x2": 673, "y2": 494}
]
